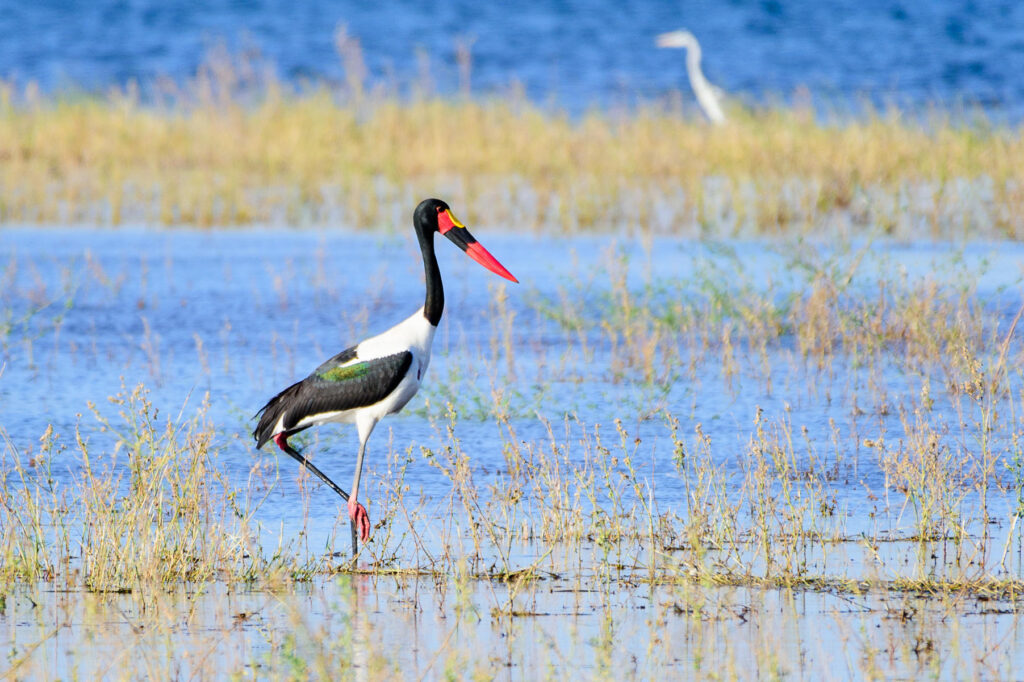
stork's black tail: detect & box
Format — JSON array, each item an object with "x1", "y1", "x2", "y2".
[{"x1": 253, "y1": 379, "x2": 306, "y2": 449}]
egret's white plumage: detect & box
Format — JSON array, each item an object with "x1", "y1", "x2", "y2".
[{"x1": 657, "y1": 29, "x2": 727, "y2": 126}]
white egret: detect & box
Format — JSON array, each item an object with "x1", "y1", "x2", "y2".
[{"x1": 656, "y1": 29, "x2": 727, "y2": 125}]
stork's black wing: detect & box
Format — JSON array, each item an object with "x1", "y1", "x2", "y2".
[{"x1": 254, "y1": 348, "x2": 413, "y2": 448}]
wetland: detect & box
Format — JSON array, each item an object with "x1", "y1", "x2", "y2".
[{"x1": 3, "y1": 227, "x2": 1024, "y2": 678}]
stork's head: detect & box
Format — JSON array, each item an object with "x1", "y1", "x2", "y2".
[{"x1": 414, "y1": 198, "x2": 518, "y2": 283}]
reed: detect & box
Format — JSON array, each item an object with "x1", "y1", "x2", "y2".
[
  {"x1": 0, "y1": 383, "x2": 327, "y2": 591},
  {"x1": 1, "y1": 53, "x2": 1022, "y2": 237}
]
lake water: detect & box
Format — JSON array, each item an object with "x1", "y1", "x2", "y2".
[{"x1": 2, "y1": 1, "x2": 1023, "y2": 117}]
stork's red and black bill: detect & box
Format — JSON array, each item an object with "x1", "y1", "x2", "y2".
[{"x1": 437, "y1": 208, "x2": 518, "y2": 283}]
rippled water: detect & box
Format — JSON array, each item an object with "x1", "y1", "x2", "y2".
[{"x1": 2, "y1": 1, "x2": 1023, "y2": 117}]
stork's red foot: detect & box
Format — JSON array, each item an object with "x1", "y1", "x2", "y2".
[{"x1": 348, "y1": 498, "x2": 370, "y2": 542}]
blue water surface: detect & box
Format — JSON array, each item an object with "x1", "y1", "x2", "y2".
[{"x1": 1, "y1": 1, "x2": 1022, "y2": 117}]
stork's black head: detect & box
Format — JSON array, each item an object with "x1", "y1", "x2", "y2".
[
  {"x1": 413, "y1": 198, "x2": 450, "y2": 233},
  {"x1": 413, "y1": 198, "x2": 518, "y2": 283}
]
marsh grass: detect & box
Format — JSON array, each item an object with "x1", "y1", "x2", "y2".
[
  {"x1": 6, "y1": 370, "x2": 1021, "y2": 601},
  {"x1": 0, "y1": 383, "x2": 334, "y2": 592},
  {"x1": 1, "y1": 50, "x2": 1024, "y2": 237}
]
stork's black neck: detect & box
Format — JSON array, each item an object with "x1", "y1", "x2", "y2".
[{"x1": 418, "y1": 226, "x2": 444, "y2": 326}]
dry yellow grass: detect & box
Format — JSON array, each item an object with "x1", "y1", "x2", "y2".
[{"x1": 0, "y1": 67, "x2": 1022, "y2": 235}]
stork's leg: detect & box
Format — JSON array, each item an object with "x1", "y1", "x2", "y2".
[
  {"x1": 348, "y1": 438, "x2": 370, "y2": 553},
  {"x1": 273, "y1": 433, "x2": 350, "y2": 502},
  {"x1": 348, "y1": 418, "x2": 378, "y2": 554}
]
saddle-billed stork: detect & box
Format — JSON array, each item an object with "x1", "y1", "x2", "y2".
[{"x1": 254, "y1": 198, "x2": 517, "y2": 554}]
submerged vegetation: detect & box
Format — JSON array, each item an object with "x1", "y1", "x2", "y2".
[{"x1": 0, "y1": 50, "x2": 1023, "y2": 237}]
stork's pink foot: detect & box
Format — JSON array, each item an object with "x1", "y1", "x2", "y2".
[{"x1": 348, "y1": 498, "x2": 370, "y2": 542}]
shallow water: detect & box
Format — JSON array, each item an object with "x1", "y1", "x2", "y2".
[
  {"x1": 2, "y1": 226, "x2": 1024, "y2": 677},
  {"x1": 3, "y1": 572, "x2": 1023, "y2": 679}
]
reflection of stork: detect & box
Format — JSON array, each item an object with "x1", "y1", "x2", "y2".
[{"x1": 656, "y1": 29, "x2": 727, "y2": 125}]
